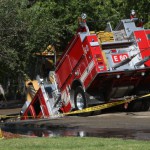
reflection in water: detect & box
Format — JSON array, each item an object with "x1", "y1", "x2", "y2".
[
  {"x1": 28, "y1": 129, "x2": 87, "y2": 138},
  {"x1": 3, "y1": 128, "x2": 86, "y2": 138},
  {"x1": 2, "y1": 126, "x2": 150, "y2": 140}
]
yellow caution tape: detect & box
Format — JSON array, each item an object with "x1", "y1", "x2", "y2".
[
  {"x1": 0, "y1": 115, "x2": 19, "y2": 119},
  {"x1": 0, "y1": 93, "x2": 150, "y2": 119},
  {"x1": 64, "y1": 99, "x2": 130, "y2": 115},
  {"x1": 64, "y1": 93, "x2": 150, "y2": 115}
]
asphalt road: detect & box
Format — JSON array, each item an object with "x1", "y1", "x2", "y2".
[
  {"x1": 1, "y1": 110, "x2": 150, "y2": 140},
  {"x1": 0, "y1": 100, "x2": 150, "y2": 140}
]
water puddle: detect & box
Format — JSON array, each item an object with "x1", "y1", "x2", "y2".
[{"x1": 2, "y1": 126, "x2": 150, "y2": 140}]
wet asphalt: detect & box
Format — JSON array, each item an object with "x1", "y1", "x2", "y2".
[{"x1": 0, "y1": 100, "x2": 150, "y2": 140}]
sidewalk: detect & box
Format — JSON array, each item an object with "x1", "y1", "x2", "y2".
[{"x1": 0, "y1": 100, "x2": 23, "y2": 115}]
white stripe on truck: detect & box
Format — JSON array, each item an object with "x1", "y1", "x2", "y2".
[{"x1": 80, "y1": 60, "x2": 95, "y2": 82}]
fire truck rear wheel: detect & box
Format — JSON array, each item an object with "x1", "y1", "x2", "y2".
[
  {"x1": 140, "y1": 100, "x2": 150, "y2": 111},
  {"x1": 127, "y1": 100, "x2": 142, "y2": 112},
  {"x1": 74, "y1": 86, "x2": 87, "y2": 111},
  {"x1": 127, "y1": 99, "x2": 150, "y2": 112}
]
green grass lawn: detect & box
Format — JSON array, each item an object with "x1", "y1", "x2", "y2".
[{"x1": 0, "y1": 137, "x2": 150, "y2": 150}]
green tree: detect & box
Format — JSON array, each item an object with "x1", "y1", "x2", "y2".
[
  {"x1": 0, "y1": 0, "x2": 29, "y2": 98},
  {"x1": 0, "y1": 0, "x2": 149, "y2": 99}
]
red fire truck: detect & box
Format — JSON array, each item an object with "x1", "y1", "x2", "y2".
[{"x1": 21, "y1": 12, "x2": 150, "y2": 119}]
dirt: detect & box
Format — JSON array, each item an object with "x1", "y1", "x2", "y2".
[{"x1": 1, "y1": 131, "x2": 22, "y2": 139}]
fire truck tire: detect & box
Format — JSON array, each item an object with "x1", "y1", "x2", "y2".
[
  {"x1": 127, "y1": 100, "x2": 142, "y2": 112},
  {"x1": 74, "y1": 86, "x2": 87, "y2": 111},
  {"x1": 127, "y1": 99, "x2": 150, "y2": 112},
  {"x1": 140, "y1": 100, "x2": 150, "y2": 111},
  {"x1": 74, "y1": 86, "x2": 92, "y2": 116}
]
